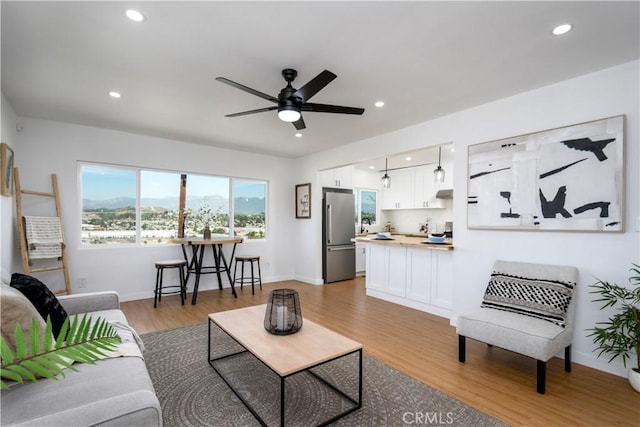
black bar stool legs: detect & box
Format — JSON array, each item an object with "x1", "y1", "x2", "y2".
[
  {"x1": 154, "y1": 259, "x2": 187, "y2": 308},
  {"x1": 232, "y1": 255, "x2": 262, "y2": 295}
]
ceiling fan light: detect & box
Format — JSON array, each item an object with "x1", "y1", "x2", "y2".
[{"x1": 278, "y1": 108, "x2": 301, "y2": 122}]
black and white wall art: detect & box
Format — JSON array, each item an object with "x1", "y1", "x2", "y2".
[{"x1": 467, "y1": 116, "x2": 624, "y2": 232}]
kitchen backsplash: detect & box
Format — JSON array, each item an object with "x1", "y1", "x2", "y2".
[{"x1": 381, "y1": 200, "x2": 453, "y2": 234}]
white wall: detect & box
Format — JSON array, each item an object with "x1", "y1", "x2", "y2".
[
  {"x1": 3, "y1": 61, "x2": 638, "y2": 377},
  {"x1": 294, "y1": 60, "x2": 640, "y2": 377},
  {"x1": 1, "y1": 94, "x2": 19, "y2": 284},
  {"x1": 9, "y1": 118, "x2": 297, "y2": 300}
]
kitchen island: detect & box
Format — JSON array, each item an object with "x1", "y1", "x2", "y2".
[{"x1": 354, "y1": 235, "x2": 453, "y2": 319}]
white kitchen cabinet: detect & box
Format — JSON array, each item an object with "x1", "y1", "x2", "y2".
[
  {"x1": 365, "y1": 244, "x2": 406, "y2": 297},
  {"x1": 413, "y1": 166, "x2": 443, "y2": 209},
  {"x1": 381, "y1": 166, "x2": 444, "y2": 210},
  {"x1": 406, "y1": 247, "x2": 431, "y2": 303},
  {"x1": 355, "y1": 243, "x2": 366, "y2": 276},
  {"x1": 381, "y1": 168, "x2": 413, "y2": 209},
  {"x1": 364, "y1": 243, "x2": 453, "y2": 318},
  {"x1": 431, "y1": 250, "x2": 453, "y2": 309},
  {"x1": 321, "y1": 165, "x2": 353, "y2": 189}
]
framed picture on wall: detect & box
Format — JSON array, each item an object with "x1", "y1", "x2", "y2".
[
  {"x1": 1, "y1": 143, "x2": 14, "y2": 196},
  {"x1": 467, "y1": 115, "x2": 624, "y2": 232},
  {"x1": 295, "y1": 183, "x2": 311, "y2": 219}
]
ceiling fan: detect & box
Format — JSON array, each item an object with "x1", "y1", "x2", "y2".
[{"x1": 215, "y1": 69, "x2": 365, "y2": 130}]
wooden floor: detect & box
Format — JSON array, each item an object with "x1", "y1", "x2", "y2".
[{"x1": 122, "y1": 277, "x2": 639, "y2": 426}]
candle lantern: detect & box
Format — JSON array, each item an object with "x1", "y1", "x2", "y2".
[{"x1": 264, "y1": 289, "x2": 303, "y2": 335}]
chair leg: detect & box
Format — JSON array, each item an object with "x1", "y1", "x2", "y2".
[
  {"x1": 257, "y1": 259, "x2": 262, "y2": 291},
  {"x1": 537, "y1": 360, "x2": 546, "y2": 394},
  {"x1": 564, "y1": 345, "x2": 572, "y2": 372},
  {"x1": 250, "y1": 260, "x2": 255, "y2": 295},
  {"x1": 178, "y1": 265, "x2": 185, "y2": 305},
  {"x1": 158, "y1": 268, "x2": 164, "y2": 302},
  {"x1": 154, "y1": 267, "x2": 161, "y2": 308},
  {"x1": 458, "y1": 335, "x2": 466, "y2": 363},
  {"x1": 239, "y1": 260, "x2": 245, "y2": 290}
]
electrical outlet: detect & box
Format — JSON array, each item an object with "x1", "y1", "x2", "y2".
[{"x1": 79, "y1": 278, "x2": 87, "y2": 288}]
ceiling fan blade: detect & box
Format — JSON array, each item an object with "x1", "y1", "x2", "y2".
[
  {"x1": 302, "y1": 103, "x2": 365, "y2": 115},
  {"x1": 216, "y1": 77, "x2": 278, "y2": 103},
  {"x1": 292, "y1": 70, "x2": 337, "y2": 103},
  {"x1": 225, "y1": 106, "x2": 277, "y2": 118},
  {"x1": 293, "y1": 116, "x2": 306, "y2": 130}
]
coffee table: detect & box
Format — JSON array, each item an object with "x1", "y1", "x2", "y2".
[{"x1": 208, "y1": 305, "x2": 363, "y2": 426}]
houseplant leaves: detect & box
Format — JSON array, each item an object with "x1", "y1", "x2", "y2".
[{"x1": 1, "y1": 314, "x2": 121, "y2": 389}]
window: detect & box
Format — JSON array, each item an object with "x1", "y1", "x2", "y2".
[
  {"x1": 233, "y1": 180, "x2": 266, "y2": 239},
  {"x1": 355, "y1": 188, "x2": 377, "y2": 231},
  {"x1": 80, "y1": 163, "x2": 268, "y2": 245},
  {"x1": 81, "y1": 165, "x2": 137, "y2": 244},
  {"x1": 140, "y1": 170, "x2": 181, "y2": 244},
  {"x1": 183, "y1": 174, "x2": 230, "y2": 237}
]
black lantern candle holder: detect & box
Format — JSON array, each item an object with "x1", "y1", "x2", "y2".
[{"x1": 264, "y1": 289, "x2": 303, "y2": 335}]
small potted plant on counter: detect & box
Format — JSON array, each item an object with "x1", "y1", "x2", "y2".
[{"x1": 588, "y1": 264, "x2": 640, "y2": 392}]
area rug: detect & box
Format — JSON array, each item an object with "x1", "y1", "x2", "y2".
[{"x1": 142, "y1": 323, "x2": 506, "y2": 427}]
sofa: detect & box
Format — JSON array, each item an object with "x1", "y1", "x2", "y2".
[{"x1": 1, "y1": 284, "x2": 162, "y2": 426}]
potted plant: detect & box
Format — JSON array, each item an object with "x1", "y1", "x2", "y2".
[{"x1": 588, "y1": 263, "x2": 640, "y2": 392}]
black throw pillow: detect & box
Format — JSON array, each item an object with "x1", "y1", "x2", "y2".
[{"x1": 10, "y1": 273, "x2": 68, "y2": 339}]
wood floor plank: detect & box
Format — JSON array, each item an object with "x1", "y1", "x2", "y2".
[{"x1": 122, "y1": 278, "x2": 639, "y2": 426}]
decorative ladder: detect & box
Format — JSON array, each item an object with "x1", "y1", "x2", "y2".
[{"x1": 13, "y1": 168, "x2": 72, "y2": 295}]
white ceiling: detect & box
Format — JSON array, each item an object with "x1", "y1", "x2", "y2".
[{"x1": 2, "y1": 1, "x2": 638, "y2": 159}]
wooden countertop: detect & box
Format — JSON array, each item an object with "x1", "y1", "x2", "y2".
[{"x1": 354, "y1": 235, "x2": 454, "y2": 250}]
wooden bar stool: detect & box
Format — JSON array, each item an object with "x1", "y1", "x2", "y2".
[
  {"x1": 233, "y1": 255, "x2": 262, "y2": 295},
  {"x1": 154, "y1": 259, "x2": 187, "y2": 308}
]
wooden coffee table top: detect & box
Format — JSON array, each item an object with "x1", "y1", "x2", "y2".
[{"x1": 209, "y1": 304, "x2": 362, "y2": 376}]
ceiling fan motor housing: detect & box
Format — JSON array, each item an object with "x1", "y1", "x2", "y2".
[{"x1": 278, "y1": 69, "x2": 302, "y2": 114}]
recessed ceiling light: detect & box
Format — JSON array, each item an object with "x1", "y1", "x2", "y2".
[
  {"x1": 109, "y1": 91, "x2": 121, "y2": 98},
  {"x1": 552, "y1": 24, "x2": 572, "y2": 35},
  {"x1": 125, "y1": 9, "x2": 145, "y2": 22},
  {"x1": 405, "y1": 156, "x2": 412, "y2": 161},
  {"x1": 295, "y1": 133, "x2": 302, "y2": 138},
  {"x1": 450, "y1": 147, "x2": 455, "y2": 152},
  {"x1": 369, "y1": 165, "x2": 375, "y2": 170},
  {"x1": 374, "y1": 101, "x2": 385, "y2": 108}
]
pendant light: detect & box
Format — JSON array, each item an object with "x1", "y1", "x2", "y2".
[
  {"x1": 433, "y1": 147, "x2": 445, "y2": 183},
  {"x1": 381, "y1": 158, "x2": 391, "y2": 188}
]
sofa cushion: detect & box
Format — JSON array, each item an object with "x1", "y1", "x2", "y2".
[
  {"x1": 0, "y1": 283, "x2": 50, "y2": 354},
  {"x1": 457, "y1": 307, "x2": 573, "y2": 361},
  {"x1": 481, "y1": 270, "x2": 575, "y2": 327},
  {"x1": 10, "y1": 273, "x2": 68, "y2": 338},
  {"x1": 0, "y1": 356, "x2": 161, "y2": 426}
]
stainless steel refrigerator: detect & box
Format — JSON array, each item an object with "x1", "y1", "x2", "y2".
[{"x1": 322, "y1": 189, "x2": 356, "y2": 283}]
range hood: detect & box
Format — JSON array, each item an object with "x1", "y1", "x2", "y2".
[{"x1": 435, "y1": 189, "x2": 453, "y2": 199}]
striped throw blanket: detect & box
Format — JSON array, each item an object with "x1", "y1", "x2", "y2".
[{"x1": 24, "y1": 216, "x2": 63, "y2": 259}]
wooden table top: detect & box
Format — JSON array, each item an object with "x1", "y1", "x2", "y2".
[
  {"x1": 172, "y1": 236, "x2": 243, "y2": 245},
  {"x1": 209, "y1": 304, "x2": 362, "y2": 376}
]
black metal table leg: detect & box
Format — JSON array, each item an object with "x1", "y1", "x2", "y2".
[
  {"x1": 217, "y1": 243, "x2": 238, "y2": 298},
  {"x1": 191, "y1": 244, "x2": 205, "y2": 304}
]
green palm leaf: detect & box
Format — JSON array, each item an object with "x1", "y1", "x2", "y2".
[{"x1": 1, "y1": 314, "x2": 122, "y2": 389}]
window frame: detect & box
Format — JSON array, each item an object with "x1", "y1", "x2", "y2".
[
  {"x1": 78, "y1": 162, "x2": 268, "y2": 247},
  {"x1": 354, "y1": 187, "x2": 378, "y2": 230}
]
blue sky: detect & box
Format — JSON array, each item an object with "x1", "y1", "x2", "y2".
[{"x1": 82, "y1": 166, "x2": 265, "y2": 200}]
